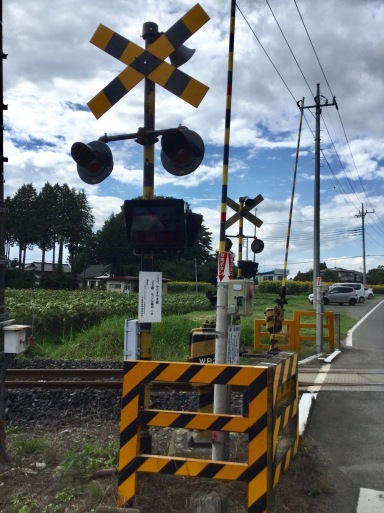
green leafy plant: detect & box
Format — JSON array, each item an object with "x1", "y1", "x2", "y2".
[{"x1": 56, "y1": 441, "x2": 118, "y2": 484}]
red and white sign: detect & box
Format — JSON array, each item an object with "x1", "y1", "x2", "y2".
[{"x1": 218, "y1": 251, "x2": 233, "y2": 282}]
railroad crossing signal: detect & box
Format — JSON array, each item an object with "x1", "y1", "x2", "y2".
[
  {"x1": 225, "y1": 194, "x2": 264, "y2": 229},
  {"x1": 88, "y1": 3, "x2": 210, "y2": 119},
  {"x1": 71, "y1": 140, "x2": 113, "y2": 184}
]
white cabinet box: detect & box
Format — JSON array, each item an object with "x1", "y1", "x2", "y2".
[{"x1": 3, "y1": 324, "x2": 31, "y2": 354}]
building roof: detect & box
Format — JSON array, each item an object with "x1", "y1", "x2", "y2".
[
  {"x1": 24, "y1": 262, "x2": 71, "y2": 273},
  {"x1": 100, "y1": 275, "x2": 170, "y2": 282},
  {"x1": 77, "y1": 264, "x2": 112, "y2": 279}
]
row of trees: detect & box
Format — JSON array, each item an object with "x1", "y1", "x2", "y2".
[
  {"x1": 293, "y1": 262, "x2": 384, "y2": 285},
  {"x1": 5, "y1": 184, "x2": 217, "y2": 284},
  {"x1": 5, "y1": 183, "x2": 94, "y2": 275}
]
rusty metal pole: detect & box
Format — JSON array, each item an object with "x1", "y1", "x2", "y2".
[{"x1": 137, "y1": 21, "x2": 158, "y2": 454}]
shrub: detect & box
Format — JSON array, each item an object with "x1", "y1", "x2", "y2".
[{"x1": 168, "y1": 281, "x2": 211, "y2": 293}]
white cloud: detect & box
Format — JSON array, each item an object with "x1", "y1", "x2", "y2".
[{"x1": 4, "y1": 0, "x2": 384, "y2": 276}]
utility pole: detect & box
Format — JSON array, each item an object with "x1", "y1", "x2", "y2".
[
  {"x1": 0, "y1": 0, "x2": 10, "y2": 463},
  {"x1": 355, "y1": 203, "x2": 374, "y2": 286},
  {"x1": 301, "y1": 84, "x2": 338, "y2": 353}
]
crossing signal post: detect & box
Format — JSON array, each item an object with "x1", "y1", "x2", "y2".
[
  {"x1": 71, "y1": 4, "x2": 210, "y2": 457},
  {"x1": 225, "y1": 194, "x2": 264, "y2": 278}
]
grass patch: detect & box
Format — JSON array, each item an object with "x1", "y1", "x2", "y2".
[
  {"x1": 22, "y1": 292, "x2": 357, "y2": 361},
  {"x1": 14, "y1": 437, "x2": 47, "y2": 455}
]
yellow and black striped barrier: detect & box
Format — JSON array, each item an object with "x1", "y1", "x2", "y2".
[
  {"x1": 117, "y1": 353, "x2": 298, "y2": 512},
  {"x1": 254, "y1": 311, "x2": 335, "y2": 352},
  {"x1": 262, "y1": 352, "x2": 299, "y2": 488}
]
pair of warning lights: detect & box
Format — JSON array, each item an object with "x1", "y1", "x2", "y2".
[{"x1": 71, "y1": 127, "x2": 204, "y2": 185}]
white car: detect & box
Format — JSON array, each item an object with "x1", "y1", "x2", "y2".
[
  {"x1": 332, "y1": 282, "x2": 365, "y2": 303},
  {"x1": 323, "y1": 286, "x2": 358, "y2": 306},
  {"x1": 364, "y1": 287, "x2": 374, "y2": 299},
  {"x1": 309, "y1": 286, "x2": 359, "y2": 306}
]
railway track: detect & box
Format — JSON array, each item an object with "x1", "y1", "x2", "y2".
[
  {"x1": 5, "y1": 367, "x2": 384, "y2": 392},
  {"x1": 5, "y1": 368, "x2": 123, "y2": 389}
]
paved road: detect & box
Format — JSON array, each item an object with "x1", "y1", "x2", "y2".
[{"x1": 305, "y1": 298, "x2": 384, "y2": 513}]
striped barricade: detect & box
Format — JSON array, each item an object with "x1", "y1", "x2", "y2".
[
  {"x1": 117, "y1": 354, "x2": 299, "y2": 512},
  {"x1": 118, "y1": 360, "x2": 270, "y2": 512},
  {"x1": 262, "y1": 352, "x2": 299, "y2": 488},
  {"x1": 254, "y1": 311, "x2": 335, "y2": 352}
]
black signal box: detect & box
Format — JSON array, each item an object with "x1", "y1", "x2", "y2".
[{"x1": 124, "y1": 199, "x2": 186, "y2": 252}]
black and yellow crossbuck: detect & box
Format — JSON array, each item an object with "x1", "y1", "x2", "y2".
[
  {"x1": 88, "y1": 3, "x2": 210, "y2": 119},
  {"x1": 226, "y1": 194, "x2": 264, "y2": 229}
]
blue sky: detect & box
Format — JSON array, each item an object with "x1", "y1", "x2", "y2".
[{"x1": 3, "y1": 0, "x2": 384, "y2": 278}]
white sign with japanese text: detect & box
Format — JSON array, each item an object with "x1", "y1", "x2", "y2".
[
  {"x1": 227, "y1": 324, "x2": 241, "y2": 364},
  {"x1": 138, "y1": 272, "x2": 162, "y2": 323}
]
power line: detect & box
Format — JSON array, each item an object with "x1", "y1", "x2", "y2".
[
  {"x1": 235, "y1": 3, "x2": 298, "y2": 104},
  {"x1": 292, "y1": 0, "x2": 384, "y2": 232},
  {"x1": 236, "y1": 1, "x2": 384, "y2": 256},
  {"x1": 265, "y1": 0, "x2": 314, "y2": 98}
]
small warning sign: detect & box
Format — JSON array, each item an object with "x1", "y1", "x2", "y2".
[
  {"x1": 227, "y1": 325, "x2": 240, "y2": 364},
  {"x1": 138, "y1": 272, "x2": 162, "y2": 323}
]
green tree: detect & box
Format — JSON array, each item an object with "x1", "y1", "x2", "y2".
[
  {"x1": 4, "y1": 196, "x2": 15, "y2": 261},
  {"x1": 35, "y1": 183, "x2": 57, "y2": 274},
  {"x1": 294, "y1": 270, "x2": 313, "y2": 281},
  {"x1": 66, "y1": 189, "x2": 94, "y2": 276},
  {"x1": 52, "y1": 184, "x2": 94, "y2": 273},
  {"x1": 95, "y1": 210, "x2": 132, "y2": 275},
  {"x1": 7, "y1": 184, "x2": 38, "y2": 270},
  {"x1": 367, "y1": 266, "x2": 384, "y2": 284}
]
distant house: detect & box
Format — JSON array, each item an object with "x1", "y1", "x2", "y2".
[
  {"x1": 24, "y1": 262, "x2": 71, "y2": 283},
  {"x1": 77, "y1": 264, "x2": 112, "y2": 289},
  {"x1": 77, "y1": 265, "x2": 169, "y2": 293},
  {"x1": 258, "y1": 269, "x2": 288, "y2": 283},
  {"x1": 323, "y1": 267, "x2": 363, "y2": 283},
  {"x1": 99, "y1": 275, "x2": 169, "y2": 294}
]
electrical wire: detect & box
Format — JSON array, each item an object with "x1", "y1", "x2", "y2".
[{"x1": 236, "y1": 1, "x2": 384, "y2": 258}]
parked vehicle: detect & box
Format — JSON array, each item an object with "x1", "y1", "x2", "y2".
[
  {"x1": 323, "y1": 286, "x2": 358, "y2": 306},
  {"x1": 364, "y1": 287, "x2": 374, "y2": 300},
  {"x1": 332, "y1": 282, "x2": 365, "y2": 303}
]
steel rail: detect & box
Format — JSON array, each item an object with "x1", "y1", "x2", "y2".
[
  {"x1": 6, "y1": 368, "x2": 123, "y2": 380},
  {"x1": 6, "y1": 368, "x2": 384, "y2": 391}
]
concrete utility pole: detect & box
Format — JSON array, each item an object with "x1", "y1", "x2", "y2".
[
  {"x1": 355, "y1": 203, "x2": 374, "y2": 286},
  {"x1": 301, "y1": 84, "x2": 338, "y2": 353}
]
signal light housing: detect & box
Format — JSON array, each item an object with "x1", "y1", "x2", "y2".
[
  {"x1": 161, "y1": 127, "x2": 204, "y2": 176},
  {"x1": 251, "y1": 237, "x2": 264, "y2": 254},
  {"x1": 124, "y1": 199, "x2": 204, "y2": 253},
  {"x1": 239, "y1": 260, "x2": 259, "y2": 279},
  {"x1": 71, "y1": 140, "x2": 113, "y2": 184},
  {"x1": 124, "y1": 199, "x2": 186, "y2": 253}
]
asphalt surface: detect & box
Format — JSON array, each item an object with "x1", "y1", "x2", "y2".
[{"x1": 304, "y1": 297, "x2": 384, "y2": 513}]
